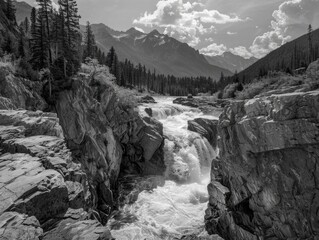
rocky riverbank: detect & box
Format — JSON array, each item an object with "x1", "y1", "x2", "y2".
[
  {"x1": 0, "y1": 65, "x2": 165, "y2": 239},
  {"x1": 204, "y1": 61, "x2": 319, "y2": 240},
  {"x1": 173, "y1": 97, "x2": 226, "y2": 115},
  {"x1": 205, "y1": 91, "x2": 319, "y2": 239}
]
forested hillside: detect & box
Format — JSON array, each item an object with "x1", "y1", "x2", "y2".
[
  {"x1": 1, "y1": 0, "x2": 222, "y2": 97},
  {"x1": 237, "y1": 27, "x2": 319, "y2": 83}
]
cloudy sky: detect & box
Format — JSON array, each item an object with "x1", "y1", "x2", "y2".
[{"x1": 23, "y1": 0, "x2": 319, "y2": 59}]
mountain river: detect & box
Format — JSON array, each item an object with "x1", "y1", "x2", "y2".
[{"x1": 108, "y1": 97, "x2": 222, "y2": 240}]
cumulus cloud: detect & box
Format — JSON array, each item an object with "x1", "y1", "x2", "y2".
[
  {"x1": 250, "y1": 0, "x2": 319, "y2": 58},
  {"x1": 229, "y1": 46, "x2": 253, "y2": 59},
  {"x1": 133, "y1": 0, "x2": 244, "y2": 47},
  {"x1": 199, "y1": 43, "x2": 227, "y2": 56},
  {"x1": 192, "y1": 9, "x2": 243, "y2": 24},
  {"x1": 205, "y1": 37, "x2": 214, "y2": 42}
]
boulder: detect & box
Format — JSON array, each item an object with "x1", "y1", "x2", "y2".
[
  {"x1": 170, "y1": 157, "x2": 190, "y2": 182},
  {"x1": 173, "y1": 97, "x2": 199, "y2": 108},
  {"x1": 0, "y1": 109, "x2": 95, "y2": 238},
  {"x1": 139, "y1": 95, "x2": 156, "y2": 104},
  {"x1": 0, "y1": 110, "x2": 64, "y2": 138},
  {"x1": 0, "y1": 212, "x2": 43, "y2": 240},
  {"x1": 188, "y1": 118, "x2": 219, "y2": 149},
  {"x1": 0, "y1": 96, "x2": 15, "y2": 110},
  {"x1": 173, "y1": 97, "x2": 223, "y2": 115},
  {"x1": 0, "y1": 66, "x2": 47, "y2": 111},
  {"x1": 43, "y1": 219, "x2": 112, "y2": 240},
  {"x1": 205, "y1": 91, "x2": 319, "y2": 240},
  {"x1": 307, "y1": 59, "x2": 319, "y2": 78},
  {"x1": 116, "y1": 175, "x2": 165, "y2": 206},
  {"x1": 0, "y1": 153, "x2": 69, "y2": 223},
  {"x1": 144, "y1": 107, "x2": 152, "y2": 117}
]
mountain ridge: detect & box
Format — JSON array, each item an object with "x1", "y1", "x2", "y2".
[
  {"x1": 86, "y1": 23, "x2": 232, "y2": 79},
  {"x1": 205, "y1": 52, "x2": 258, "y2": 73}
]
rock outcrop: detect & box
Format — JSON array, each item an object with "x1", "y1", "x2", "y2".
[
  {"x1": 205, "y1": 91, "x2": 319, "y2": 240},
  {"x1": 173, "y1": 97, "x2": 223, "y2": 115},
  {"x1": 307, "y1": 59, "x2": 319, "y2": 79},
  {"x1": 0, "y1": 66, "x2": 47, "y2": 111},
  {"x1": 0, "y1": 110, "x2": 111, "y2": 239},
  {"x1": 139, "y1": 95, "x2": 156, "y2": 104},
  {"x1": 55, "y1": 76, "x2": 165, "y2": 223},
  {"x1": 0, "y1": 64, "x2": 165, "y2": 238},
  {"x1": 188, "y1": 118, "x2": 219, "y2": 149}
]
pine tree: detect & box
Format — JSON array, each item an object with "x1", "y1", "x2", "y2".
[
  {"x1": 57, "y1": 0, "x2": 81, "y2": 75},
  {"x1": 106, "y1": 46, "x2": 115, "y2": 68},
  {"x1": 37, "y1": 0, "x2": 53, "y2": 65},
  {"x1": 30, "y1": 7, "x2": 36, "y2": 36},
  {"x1": 58, "y1": 0, "x2": 80, "y2": 48},
  {"x1": 18, "y1": 32, "x2": 25, "y2": 57},
  {"x1": 84, "y1": 21, "x2": 95, "y2": 59},
  {"x1": 308, "y1": 24, "x2": 313, "y2": 64},
  {"x1": 25, "y1": 17, "x2": 29, "y2": 33},
  {"x1": 30, "y1": 13, "x2": 48, "y2": 69},
  {"x1": 5, "y1": 0, "x2": 16, "y2": 22}
]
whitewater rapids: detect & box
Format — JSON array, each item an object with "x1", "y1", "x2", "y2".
[{"x1": 108, "y1": 97, "x2": 221, "y2": 240}]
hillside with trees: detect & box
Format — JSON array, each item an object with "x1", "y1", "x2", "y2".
[
  {"x1": 1, "y1": 0, "x2": 222, "y2": 98},
  {"x1": 237, "y1": 26, "x2": 319, "y2": 84},
  {"x1": 86, "y1": 23, "x2": 232, "y2": 79},
  {"x1": 83, "y1": 22, "x2": 218, "y2": 96}
]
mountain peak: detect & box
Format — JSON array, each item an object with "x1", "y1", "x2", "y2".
[
  {"x1": 149, "y1": 29, "x2": 160, "y2": 36},
  {"x1": 126, "y1": 27, "x2": 143, "y2": 35}
]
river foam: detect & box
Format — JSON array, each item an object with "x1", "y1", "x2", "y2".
[{"x1": 109, "y1": 97, "x2": 220, "y2": 239}]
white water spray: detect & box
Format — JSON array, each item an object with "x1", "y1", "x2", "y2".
[{"x1": 109, "y1": 97, "x2": 219, "y2": 240}]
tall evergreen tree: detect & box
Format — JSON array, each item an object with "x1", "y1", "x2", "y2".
[
  {"x1": 30, "y1": 13, "x2": 48, "y2": 69},
  {"x1": 30, "y1": 7, "x2": 36, "y2": 36},
  {"x1": 308, "y1": 24, "x2": 313, "y2": 64},
  {"x1": 106, "y1": 46, "x2": 115, "y2": 68},
  {"x1": 84, "y1": 21, "x2": 95, "y2": 59},
  {"x1": 57, "y1": 0, "x2": 81, "y2": 75},
  {"x1": 36, "y1": 0, "x2": 53, "y2": 65},
  {"x1": 18, "y1": 31, "x2": 25, "y2": 57},
  {"x1": 5, "y1": 0, "x2": 16, "y2": 22},
  {"x1": 58, "y1": 0, "x2": 80, "y2": 48},
  {"x1": 24, "y1": 17, "x2": 30, "y2": 34}
]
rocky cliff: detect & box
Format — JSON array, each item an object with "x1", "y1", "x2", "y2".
[
  {"x1": 55, "y1": 73, "x2": 165, "y2": 223},
  {"x1": 0, "y1": 110, "x2": 111, "y2": 239},
  {"x1": 0, "y1": 65, "x2": 165, "y2": 238},
  {"x1": 205, "y1": 90, "x2": 319, "y2": 239}
]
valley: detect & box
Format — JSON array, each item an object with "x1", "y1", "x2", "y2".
[{"x1": 1, "y1": 0, "x2": 319, "y2": 240}]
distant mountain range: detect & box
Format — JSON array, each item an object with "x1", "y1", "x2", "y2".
[
  {"x1": 14, "y1": 1, "x2": 256, "y2": 79},
  {"x1": 205, "y1": 52, "x2": 257, "y2": 73},
  {"x1": 238, "y1": 28, "x2": 319, "y2": 82},
  {"x1": 87, "y1": 24, "x2": 232, "y2": 79}
]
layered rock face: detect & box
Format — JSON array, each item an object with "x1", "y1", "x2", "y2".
[
  {"x1": 188, "y1": 118, "x2": 219, "y2": 149},
  {"x1": 55, "y1": 76, "x2": 165, "y2": 223},
  {"x1": 205, "y1": 91, "x2": 319, "y2": 239},
  {"x1": 0, "y1": 66, "x2": 47, "y2": 111},
  {"x1": 0, "y1": 70, "x2": 165, "y2": 238},
  {"x1": 0, "y1": 110, "x2": 111, "y2": 239}
]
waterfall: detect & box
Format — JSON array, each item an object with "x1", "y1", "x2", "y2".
[{"x1": 109, "y1": 97, "x2": 219, "y2": 240}]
